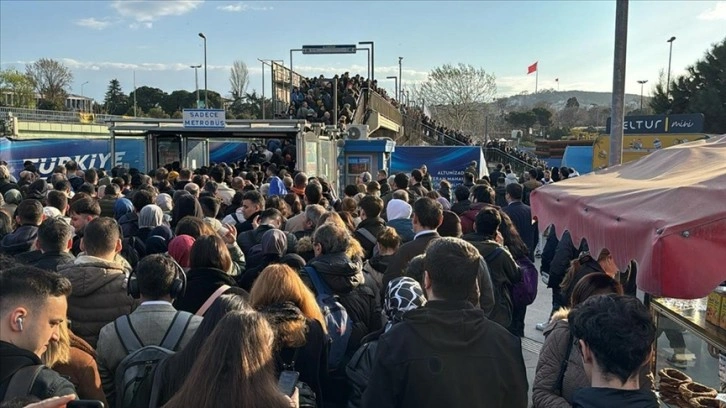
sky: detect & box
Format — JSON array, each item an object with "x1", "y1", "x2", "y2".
[{"x1": 1, "y1": 0, "x2": 725, "y2": 104}]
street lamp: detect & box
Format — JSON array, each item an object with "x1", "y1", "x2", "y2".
[
  {"x1": 358, "y1": 41, "x2": 375, "y2": 80},
  {"x1": 398, "y1": 57, "x2": 403, "y2": 103},
  {"x1": 386, "y1": 76, "x2": 398, "y2": 102},
  {"x1": 198, "y1": 32, "x2": 208, "y2": 108},
  {"x1": 637, "y1": 79, "x2": 648, "y2": 111},
  {"x1": 80, "y1": 81, "x2": 89, "y2": 112},
  {"x1": 190, "y1": 65, "x2": 201, "y2": 108},
  {"x1": 666, "y1": 36, "x2": 676, "y2": 100}
]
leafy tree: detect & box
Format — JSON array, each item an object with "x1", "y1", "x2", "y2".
[
  {"x1": 25, "y1": 58, "x2": 73, "y2": 110},
  {"x1": 565, "y1": 97, "x2": 580, "y2": 108},
  {"x1": 229, "y1": 60, "x2": 249, "y2": 100},
  {"x1": 548, "y1": 126, "x2": 571, "y2": 140},
  {"x1": 129, "y1": 86, "x2": 167, "y2": 113},
  {"x1": 104, "y1": 79, "x2": 129, "y2": 115},
  {"x1": 0, "y1": 68, "x2": 36, "y2": 108},
  {"x1": 161, "y1": 90, "x2": 195, "y2": 115},
  {"x1": 650, "y1": 37, "x2": 725, "y2": 133},
  {"x1": 147, "y1": 106, "x2": 169, "y2": 119},
  {"x1": 418, "y1": 63, "x2": 496, "y2": 134},
  {"x1": 505, "y1": 111, "x2": 537, "y2": 130},
  {"x1": 531, "y1": 107, "x2": 553, "y2": 127}
]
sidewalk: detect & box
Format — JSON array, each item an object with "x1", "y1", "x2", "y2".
[{"x1": 522, "y1": 259, "x2": 551, "y2": 404}]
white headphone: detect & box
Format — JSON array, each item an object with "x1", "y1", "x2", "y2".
[{"x1": 16, "y1": 316, "x2": 24, "y2": 331}]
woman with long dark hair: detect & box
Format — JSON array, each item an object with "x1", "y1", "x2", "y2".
[
  {"x1": 162, "y1": 311, "x2": 294, "y2": 408},
  {"x1": 251, "y1": 264, "x2": 328, "y2": 405},
  {"x1": 153, "y1": 291, "x2": 249, "y2": 406}
]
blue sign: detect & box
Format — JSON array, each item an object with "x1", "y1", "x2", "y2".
[
  {"x1": 182, "y1": 109, "x2": 226, "y2": 128},
  {"x1": 391, "y1": 146, "x2": 486, "y2": 187},
  {"x1": 209, "y1": 141, "x2": 248, "y2": 164}
]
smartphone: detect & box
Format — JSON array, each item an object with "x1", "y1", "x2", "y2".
[
  {"x1": 277, "y1": 370, "x2": 299, "y2": 396},
  {"x1": 67, "y1": 400, "x2": 104, "y2": 408}
]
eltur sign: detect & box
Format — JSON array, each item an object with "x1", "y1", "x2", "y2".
[
  {"x1": 182, "y1": 109, "x2": 226, "y2": 128},
  {"x1": 605, "y1": 113, "x2": 704, "y2": 134}
]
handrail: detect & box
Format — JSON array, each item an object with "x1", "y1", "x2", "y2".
[
  {"x1": 352, "y1": 90, "x2": 367, "y2": 124},
  {"x1": 0, "y1": 106, "x2": 127, "y2": 124},
  {"x1": 401, "y1": 112, "x2": 467, "y2": 146},
  {"x1": 483, "y1": 147, "x2": 537, "y2": 171}
]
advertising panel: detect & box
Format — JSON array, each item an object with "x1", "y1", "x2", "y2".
[
  {"x1": 391, "y1": 146, "x2": 486, "y2": 187},
  {"x1": 209, "y1": 141, "x2": 249, "y2": 164}
]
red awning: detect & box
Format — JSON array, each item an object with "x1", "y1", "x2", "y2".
[{"x1": 531, "y1": 135, "x2": 726, "y2": 299}]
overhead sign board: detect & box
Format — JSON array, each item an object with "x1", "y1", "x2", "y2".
[
  {"x1": 302, "y1": 44, "x2": 357, "y2": 55},
  {"x1": 182, "y1": 109, "x2": 226, "y2": 128},
  {"x1": 605, "y1": 113, "x2": 704, "y2": 134}
]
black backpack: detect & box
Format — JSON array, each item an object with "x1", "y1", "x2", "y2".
[{"x1": 282, "y1": 348, "x2": 317, "y2": 408}]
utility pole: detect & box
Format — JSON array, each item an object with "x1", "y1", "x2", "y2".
[
  {"x1": 198, "y1": 32, "x2": 208, "y2": 108},
  {"x1": 666, "y1": 36, "x2": 676, "y2": 100},
  {"x1": 609, "y1": 0, "x2": 628, "y2": 167},
  {"x1": 398, "y1": 57, "x2": 403, "y2": 103},
  {"x1": 133, "y1": 70, "x2": 137, "y2": 117},
  {"x1": 190, "y1": 65, "x2": 201, "y2": 108},
  {"x1": 637, "y1": 79, "x2": 648, "y2": 111}
]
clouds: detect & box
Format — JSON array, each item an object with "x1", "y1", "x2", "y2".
[
  {"x1": 74, "y1": 17, "x2": 112, "y2": 30},
  {"x1": 56, "y1": 58, "x2": 240, "y2": 73},
  {"x1": 216, "y1": 2, "x2": 273, "y2": 12},
  {"x1": 698, "y1": 1, "x2": 726, "y2": 20},
  {"x1": 111, "y1": 0, "x2": 203, "y2": 24}
]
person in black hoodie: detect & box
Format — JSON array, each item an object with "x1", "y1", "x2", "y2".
[
  {"x1": 173, "y1": 235, "x2": 241, "y2": 314},
  {"x1": 0, "y1": 199, "x2": 42, "y2": 257},
  {"x1": 15, "y1": 218, "x2": 75, "y2": 272},
  {"x1": 353, "y1": 195, "x2": 387, "y2": 259},
  {"x1": 1, "y1": 266, "x2": 77, "y2": 403},
  {"x1": 569, "y1": 294, "x2": 658, "y2": 408},
  {"x1": 362, "y1": 237, "x2": 528, "y2": 408}
]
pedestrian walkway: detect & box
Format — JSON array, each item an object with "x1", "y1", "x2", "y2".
[{"x1": 522, "y1": 259, "x2": 551, "y2": 404}]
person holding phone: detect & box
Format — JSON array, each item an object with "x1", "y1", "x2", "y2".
[{"x1": 162, "y1": 311, "x2": 297, "y2": 408}]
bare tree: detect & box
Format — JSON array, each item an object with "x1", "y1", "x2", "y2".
[
  {"x1": 418, "y1": 63, "x2": 496, "y2": 134},
  {"x1": 25, "y1": 58, "x2": 73, "y2": 110},
  {"x1": 229, "y1": 60, "x2": 249, "y2": 100}
]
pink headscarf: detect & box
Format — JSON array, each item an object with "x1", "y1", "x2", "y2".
[{"x1": 168, "y1": 235, "x2": 195, "y2": 268}]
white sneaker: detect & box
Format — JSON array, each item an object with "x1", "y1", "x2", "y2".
[{"x1": 536, "y1": 322, "x2": 548, "y2": 331}]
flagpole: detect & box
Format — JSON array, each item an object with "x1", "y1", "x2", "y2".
[{"x1": 535, "y1": 69, "x2": 538, "y2": 94}]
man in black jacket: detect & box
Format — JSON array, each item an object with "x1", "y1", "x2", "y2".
[
  {"x1": 353, "y1": 195, "x2": 386, "y2": 259},
  {"x1": 570, "y1": 295, "x2": 658, "y2": 408},
  {"x1": 0, "y1": 265, "x2": 76, "y2": 402},
  {"x1": 15, "y1": 217, "x2": 75, "y2": 271},
  {"x1": 237, "y1": 208, "x2": 297, "y2": 257},
  {"x1": 362, "y1": 237, "x2": 528, "y2": 408},
  {"x1": 0, "y1": 199, "x2": 42, "y2": 256}
]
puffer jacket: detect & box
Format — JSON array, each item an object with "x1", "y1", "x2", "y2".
[
  {"x1": 386, "y1": 218, "x2": 414, "y2": 243},
  {"x1": 532, "y1": 309, "x2": 654, "y2": 408},
  {"x1": 305, "y1": 252, "x2": 382, "y2": 355},
  {"x1": 56, "y1": 255, "x2": 136, "y2": 348},
  {"x1": 0, "y1": 225, "x2": 38, "y2": 256}
]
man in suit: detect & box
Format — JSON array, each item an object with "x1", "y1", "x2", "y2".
[
  {"x1": 502, "y1": 183, "x2": 535, "y2": 259},
  {"x1": 383, "y1": 197, "x2": 443, "y2": 291},
  {"x1": 96, "y1": 254, "x2": 202, "y2": 406}
]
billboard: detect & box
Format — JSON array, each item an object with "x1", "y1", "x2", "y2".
[
  {"x1": 209, "y1": 141, "x2": 248, "y2": 164},
  {"x1": 591, "y1": 134, "x2": 708, "y2": 169},
  {"x1": 391, "y1": 146, "x2": 487, "y2": 188},
  {"x1": 0, "y1": 137, "x2": 145, "y2": 179},
  {"x1": 605, "y1": 113, "x2": 704, "y2": 134}
]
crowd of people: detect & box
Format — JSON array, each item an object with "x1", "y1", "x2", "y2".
[
  {"x1": 420, "y1": 114, "x2": 474, "y2": 145},
  {"x1": 0, "y1": 152, "x2": 661, "y2": 408}
]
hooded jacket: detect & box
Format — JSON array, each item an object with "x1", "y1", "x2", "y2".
[
  {"x1": 237, "y1": 224, "x2": 297, "y2": 258},
  {"x1": 0, "y1": 225, "x2": 39, "y2": 256},
  {"x1": 354, "y1": 217, "x2": 387, "y2": 258},
  {"x1": 386, "y1": 218, "x2": 414, "y2": 243},
  {"x1": 361, "y1": 300, "x2": 529, "y2": 408},
  {"x1": 0, "y1": 341, "x2": 76, "y2": 401},
  {"x1": 532, "y1": 309, "x2": 655, "y2": 408},
  {"x1": 56, "y1": 255, "x2": 136, "y2": 348},
  {"x1": 305, "y1": 252, "x2": 382, "y2": 354},
  {"x1": 460, "y1": 202, "x2": 488, "y2": 235}
]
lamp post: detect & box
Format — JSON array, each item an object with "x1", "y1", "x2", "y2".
[
  {"x1": 190, "y1": 65, "x2": 201, "y2": 108},
  {"x1": 80, "y1": 81, "x2": 88, "y2": 112},
  {"x1": 666, "y1": 36, "x2": 676, "y2": 100},
  {"x1": 198, "y1": 32, "x2": 208, "y2": 108},
  {"x1": 358, "y1": 41, "x2": 375, "y2": 80},
  {"x1": 637, "y1": 79, "x2": 648, "y2": 111},
  {"x1": 386, "y1": 76, "x2": 398, "y2": 102},
  {"x1": 398, "y1": 57, "x2": 403, "y2": 103}
]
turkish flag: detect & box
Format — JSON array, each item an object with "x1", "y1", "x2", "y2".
[{"x1": 528, "y1": 62, "x2": 537, "y2": 74}]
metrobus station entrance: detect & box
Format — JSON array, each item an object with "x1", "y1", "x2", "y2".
[{"x1": 107, "y1": 118, "x2": 340, "y2": 185}]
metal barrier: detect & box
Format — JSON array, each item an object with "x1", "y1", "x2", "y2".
[{"x1": 0, "y1": 106, "x2": 125, "y2": 124}]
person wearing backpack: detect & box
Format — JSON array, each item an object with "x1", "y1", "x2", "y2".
[
  {"x1": 1, "y1": 266, "x2": 77, "y2": 403},
  {"x1": 95, "y1": 254, "x2": 201, "y2": 407},
  {"x1": 303, "y1": 223, "x2": 381, "y2": 405},
  {"x1": 462, "y1": 206, "x2": 521, "y2": 330}
]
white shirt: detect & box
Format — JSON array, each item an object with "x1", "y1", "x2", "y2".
[{"x1": 414, "y1": 229, "x2": 438, "y2": 240}]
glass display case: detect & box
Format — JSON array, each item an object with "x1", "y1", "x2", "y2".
[{"x1": 651, "y1": 297, "x2": 725, "y2": 398}]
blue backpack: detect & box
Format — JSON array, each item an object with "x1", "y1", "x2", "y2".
[{"x1": 304, "y1": 266, "x2": 353, "y2": 370}]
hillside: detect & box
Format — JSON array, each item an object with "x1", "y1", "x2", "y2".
[{"x1": 494, "y1": 90, "x2": 646, "y2": 111}]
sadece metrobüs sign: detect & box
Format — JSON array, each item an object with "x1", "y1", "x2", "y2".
[{"x1": 391, "y1": 146, "x2": 487, "y2": 188}]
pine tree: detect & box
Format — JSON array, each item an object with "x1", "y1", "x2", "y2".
[{"x1": 104, "y1": 79, "x2": 129, "y2": 115}]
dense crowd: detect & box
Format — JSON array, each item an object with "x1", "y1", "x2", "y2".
[
  {"x1": 0, "y1": 152, "x2": 663, "y2": 408},
  {"x1": 420, "y1": 114, "x2": 474, "y2": 145}
]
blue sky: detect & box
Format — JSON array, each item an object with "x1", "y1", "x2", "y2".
[{"x1": 1, "y1": 0, "x2": 725, "y2": 103}]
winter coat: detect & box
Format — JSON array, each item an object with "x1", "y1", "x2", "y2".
[
  {"x1": 450, "y1": 199, "x2": 471, "y2": 216},
  {"x1": 56, "y1": 255, "x2": 136, "y2": 348},
  {"x1": 354, "y1": 217, "x2": 387, "y2": 259},
  {"x1": 502, "y1": 201, "x2": 535, "y2": 255},
  {"x1": 237, "y1": 225, "x2": 297, "y2": 257},
  {"x1": 0, "y1": 341, "x2": 76, "y2": 401},
  {"x1": 118, "y1": 212, "x2": 139, "y2": 239},
  {"x1": 53, "y1": 334, "x2": 108, "y2": 406},
  {"x1": 532, "y1": 309, "x2": 655, "y2": 408},
  {"x1": 304, "y1": 252, "x2": 382, "y2": 355},
  {"x1": 345, "y1": 328, "x2": 384, "y2": 408},
  {"x1": 460, "y1": 202, "x2": 488, "y2": 235},
  {"x1": 15, "y1": 250, "x2": 75, "y2": 272},
  {"x1": 465, "y1": 237, "x2": 521, "y2": 328},
  {"x1": 561, "y1": 259, "x2": 605, "y2": 308},
  {"x1": 361, "y1": 300, "x2": 528, "y2": 408},
  {"x1": 495, "y1": 186, "x2": 508, "y2": 208},
  {"x1": 0, "y1": 224, "x2": 38, "y2": 256},
  {"x1": 386, "y1": 218, "x2": 414, "y2": 243},
  {"x1": 173, "y1": 267, "x2": 239, "y2": 314}
]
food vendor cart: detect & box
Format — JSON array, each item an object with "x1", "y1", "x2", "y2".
[{"x1": 530, "y1": 135, "x2": 726, "y2": 402}]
